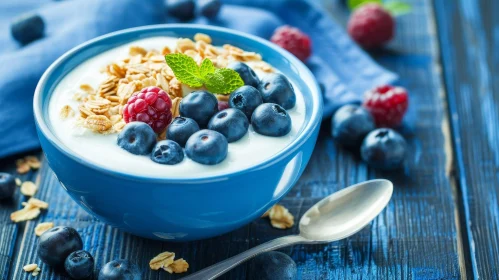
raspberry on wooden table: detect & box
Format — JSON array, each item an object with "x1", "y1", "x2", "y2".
[
  {"x1": 362, "y1": 85, "x2": 408, "y2": 128},
  {"x1": 271, "y1": 25, "x2": 312, "y2": 62},
  {"x1": 347, "y1": 3, "x2": 394, "y2": 49},
  {"x1": 123, "y1": 86, "x2": 172, "y2": 133}
]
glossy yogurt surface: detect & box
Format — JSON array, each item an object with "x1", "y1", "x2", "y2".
[{"x1": 48, "y1": 37, "x2": 306, "y2": 178}]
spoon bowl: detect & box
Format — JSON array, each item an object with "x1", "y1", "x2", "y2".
[
  {"x1": 299, "y1": 179, "x2": 393, "y2": 241},
  {"x1": 182, "y1": 179, "x2": 393, "y2": 280}
]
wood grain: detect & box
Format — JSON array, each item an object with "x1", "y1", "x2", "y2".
[
  {"x1": 435, "y1": 0, "x2": 499, "y2": 278},
  {"x1": 0, "y1": 0, "x2": 469, "y2": 279}
]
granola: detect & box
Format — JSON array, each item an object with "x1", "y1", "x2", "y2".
[
  {"x1": 11, "y1": 198, "x2": 49, "y2": 223},
  {"x1": 16, "y1": 156, "x2": 41, "y2": 174},
  {"x1": 62, "y1": 34, "x2": 272, "y2": 136},
  {"x1": 35, "y1": 222, "x2": 54, "y2": 236},
  {"x1": 149, "y1": 251, "x2": 189, "y2": 274},
  {"x1": 20, "y1": 181, "x2": 38, "y2": 196}
]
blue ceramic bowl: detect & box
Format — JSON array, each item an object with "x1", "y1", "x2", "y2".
[{"x1": 34, "y1": 24, "x2": 322, "y2": 241}]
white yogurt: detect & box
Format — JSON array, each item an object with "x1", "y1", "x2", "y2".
[{"x1": 48, "y1": 37, "x2": 306, "y2": 178}]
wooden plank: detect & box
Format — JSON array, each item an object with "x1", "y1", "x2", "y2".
[
  {"x1": 4, "y1": 0, "x2": 465, "y2": 279},
  {"x1": 435, "y1": 0, "x2": 499, "y2": 278},
  {"x1": 0, "y1": 152, "x2": 41, "y2": 280}
]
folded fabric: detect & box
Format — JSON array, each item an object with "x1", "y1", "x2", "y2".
[{"x1": 0, "y1": 0, "x2": 397, "y2": 158}]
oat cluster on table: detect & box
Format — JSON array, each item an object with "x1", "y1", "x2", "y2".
[
  {"x1": 64, "y1": 33, "x2": 274, "y2": 136},
  {"x1": 10, "y1": 198, "x2": 49, "y2": 223},
  {"x1": 149, "y1": 251, "x2": 189, "y2": 274},
  {"x1": 23, "y1": 263, "x2": 41, "y2": 276},
  {"x1": 262, "y1": 204, "x2": 295, "y2": 229}
]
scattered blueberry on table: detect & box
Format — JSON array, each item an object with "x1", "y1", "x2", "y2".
[
  {"x1": 38, "y1": 226, "x2": 83, "y2": 267},
  {"x1": 179, "y1": 90, "x2": 219, "y2": 127},
  {"x1": 98, "y1": 259, "x2": 141, "y2": 280},
  {"x1": 259, "y1": 73, "x2": 296, "y2": 110},
  {"x1": 208, "y1": 108, "x2": 249, "y2": 142},
  {"x1": 0, "y1": 173, "x2": 16, "y2": 200},
  {"x1": 117, "y1": 122, "x2": 157, "y2": 155},
  {"x1": 10, "y1": 13, "x2": 45, "y2": 45},
  {"x1": 166, "y1": 116, "x2": 200, "y2": 147},
  {"x1": 227, "y1": 62, "x2": 261, "y2": 88},
  {"x1": 151, "y1": 140, "x2": 185, "y2": 165},
  {"x1": 361, "y1": 128, "x2": 407, "y2": 170},
  {"x1": 332, "y1": 104, "x2": 376, "y2": 148},
  {"x1": 198, "y1": 0, "x2": 222, "y2": 19},
  {"x1": 229, "y1": 85, "x2": 264, "y2": 120},
  {"x1": 248, "y1": 251, "x2": 297, "y2": 280},
  {"x1": 64, "y1": 250, "x2": 95, "y2": 279},
  {"x1": 252, "y1": 103, "x2": 292, "y2": 137},
  {"x1": 185, "y1": 129, "x2": 228, "y2": 165},
  {"x1": 166, "y1": 0, "x2": 196, "y2": 21}
]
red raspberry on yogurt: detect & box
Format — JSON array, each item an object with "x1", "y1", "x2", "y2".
[{"x1": 123, "y1": 86, "x2": 172, "y2": 133}]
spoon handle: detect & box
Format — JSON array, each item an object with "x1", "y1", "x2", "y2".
[{"x1": 181, "y1": 235, "x2": 306, "y2": 280}]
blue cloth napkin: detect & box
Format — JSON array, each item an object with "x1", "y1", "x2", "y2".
[{"x1": 0, "y1": 0, "x2": 397, "y2": 159}]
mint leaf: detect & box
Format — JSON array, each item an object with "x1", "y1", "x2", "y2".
[
  {"x1": 205, "y1": 68, "x2": 244, "y2": 94},
  {"x1": 199, "y1": 58, "x2": 215, "y2": 79},
  {"x1": 383, "y1": 1, "x2": 411, "y2": 16},
  {"x1": 165, "y1": 53, "x2": 203, "y2": 88},
  {"x1": 347, "y1": 0, "x2": 381, "y2": 10}
]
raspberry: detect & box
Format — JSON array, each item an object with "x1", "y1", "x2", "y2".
[
  {"x1": 362, "y1": 85, "x2": 408, "y2": 127},
  {"x1": 347, "y1": 3, "x2": 394, "y2": 49},
  {"x1": 123, "y1": 86, "x2": 172, "y2": 133},
  {"x1": 271, "y1": 25, "x2": 312, "y2": 62}
]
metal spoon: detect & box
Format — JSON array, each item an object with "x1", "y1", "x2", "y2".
[{"x1": 182, "y1": 179, "x2": 393, "y2": 280}]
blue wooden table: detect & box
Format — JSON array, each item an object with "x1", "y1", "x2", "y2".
[{"x1": 0, "y1": 0, "x2": 497, "y2": 279}]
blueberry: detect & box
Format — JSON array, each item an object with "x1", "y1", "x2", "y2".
[
  {"x1": 0, "y1": 173, "x2": 16, "y2": 200},
  {"x1": 185, "y1": 129, "x2": 228, "y2": 165},
  {"x1": 198, "y1": 0, "x2": 222, "y2": 19},
  {"x1": 258, "y1": 73, "x2": 296, "y2": 109},
  {"x1": 166, "y1": 117, "x2": 200, "y2": 147},
  {"x1": 208, "y1": 108, "x2": 249, "y2": 142},
  {"x1": 227, "y1": 62, "x2": 260, "y2": 88},
  {"x1": 229, "y1": 85, "x2": 263, "y2": 120},
  {"x1": 117, "y1": 122, "x2": 156, "y2": 155},
  {"x1": 248, "y1": 252, "x2": 297, "y2": 280},
  {"x1": 65, "y1": 250, "x2": 94, "y2": 279},
  {"x1": 150, "y1": 140, "x2": 184, "y2": 165},
  {"x1": 38, "y1": 226, "x2": 83, "y2": 267},
  {"x1": 166, "y1": 0, "x2": 195, "y2": 21},
  {"x1": 331, "y1": 104, "x2": 375, "y2": 148},
  {"x1": 10, "y1": 13, "x2": 44, "y2": 45},
  {"x1": 251, "y1": 103, "x2": 292, "y2": 137},
  {"x1": 179, "y1": 91, "x2": 218, "y2": 127},
  {"x1": 361, "y1": 128, "x2": 407, "y2": 170},
  {"x1": 98, "y1": 259, "x2": 141, "y2": 280}
]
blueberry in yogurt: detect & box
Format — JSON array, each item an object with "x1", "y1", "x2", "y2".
[
  {"x1": 64, "y1": 250, "x2": 94, "y2": 280},
  {"x1": 227, "y1": 62, "x2": 260, "y2": 88},
  {"x1": 252, "y1": 103, "x2": 292, "y2": 137},
  {"x1": 151, "y1": 140, "x2": 184, "y2": 165},
  {"x1": 185, "y1": 129, "x2": 228, "y2": 165},
  {"x1": 208, "y1": 108, "x2": 249, "y2": 142},
  {"x1": 229, "y1": 85, "x2": 263, "y2": 120},
  {"x1": 117, "y1": 122, "x2": 156, "y2": 155},
  {"x1": 179, "y1": 90, "x2": 218, "y2": 127},
  {"x1": 98, "y1": 259, "x2": 141, "y2": 280},
  {"x1": 258, "y1": 73, "x2": 296, "y2": 109},
  {"x1": 167, "y1": 117, "x2": 200, "y2": 147},
  {"x1": 0, "y1": 173, "x2": 16, "y2": 200},
  {"x1": 38, "y1": 226, "x2": 83, "y2": 267}
]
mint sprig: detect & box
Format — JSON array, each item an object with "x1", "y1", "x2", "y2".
[
  {"x1": 347, "y1": 0, "x2": 412, "y2": 16},
  {"x1": 165, "y1": 53, "x2": 244, "y2": 94}
]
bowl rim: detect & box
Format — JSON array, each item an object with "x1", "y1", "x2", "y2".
[{"x1": 34, "y1": 24, "x2": 323, "y2": 183}]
